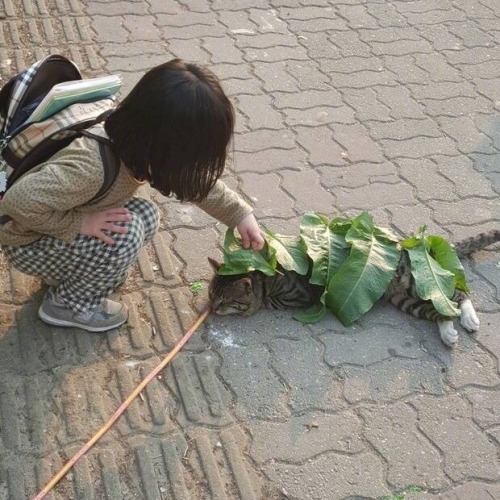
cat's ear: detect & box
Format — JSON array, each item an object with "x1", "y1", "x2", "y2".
[
  {"x1": 242, "y1": 277, "x2": 253, "y2": 294},
  {"x1": 208, "y1": 257, "x2": 222, "y2": 272}
]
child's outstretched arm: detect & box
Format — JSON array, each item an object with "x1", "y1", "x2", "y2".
[
  {"x1": 194, "y1": 180, "x2": 264, "y2": 251},
  {"x1": 236, "y1": 213, "x2": 264, "y2": 250}
]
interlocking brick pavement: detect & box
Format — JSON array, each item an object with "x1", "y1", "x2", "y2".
[{"x1": 0, "y1": 0, "x2": 499, "y2": 499}]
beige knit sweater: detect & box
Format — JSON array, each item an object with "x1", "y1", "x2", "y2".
[{"x1": 0, "y1": 132, "x2": 253, "y2": 247}]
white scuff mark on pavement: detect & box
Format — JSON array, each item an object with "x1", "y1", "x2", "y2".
[
  {"x1": 208, "y1": 325, "x2": 241, "y2": 348},
  {"x1": 230, "y1": 29, "x2": 255, "y2": 35}
]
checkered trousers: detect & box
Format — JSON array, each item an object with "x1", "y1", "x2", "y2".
[{"x1": 2, "y1": 197, "x2": 159, "y2": 313}]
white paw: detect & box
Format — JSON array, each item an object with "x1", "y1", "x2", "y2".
[
  {"x1": 460, "y1": 299, "x2": 480, "y2": 333},
  {"x1": 438, "y1": 321, "x2": 458, "y2": 347}
]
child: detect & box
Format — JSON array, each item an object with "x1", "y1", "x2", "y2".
[{"x1": 0, "y1": 59, "x2": 264, "y2": 332}]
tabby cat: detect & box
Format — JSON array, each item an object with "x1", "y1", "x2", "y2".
[{"x1": 208, "y1": 230, "x2": 500, "y2": 347}]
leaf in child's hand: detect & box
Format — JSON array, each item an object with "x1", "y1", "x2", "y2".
[{"x1": 219, "y1": 229, "x2": 277, "y2": 276}]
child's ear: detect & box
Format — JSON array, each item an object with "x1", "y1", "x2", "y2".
[{"x1": 208, "y1": 257, "x2": 222, "y2": 272}]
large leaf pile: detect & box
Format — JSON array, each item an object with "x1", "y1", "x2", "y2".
[{"x1": 218, "y1": 212, "x2": 469, "y2": 325}]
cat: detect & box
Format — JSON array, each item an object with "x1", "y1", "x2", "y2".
[{"x1": 208, "y1": 230, "x2": 500, "y2": 347}]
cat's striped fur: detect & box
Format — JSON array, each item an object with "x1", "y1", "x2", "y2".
[{"x1": 208, "y1": 230, "x2": 499, "y2": 347}]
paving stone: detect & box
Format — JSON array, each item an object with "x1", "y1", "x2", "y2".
[
  {"x1": 253, "y1": 61, "x2": 299, "y2": 91},
  {"x1": 369, "y1": 118, "x2": 441, "y2": 141},
  {"x1": 366, "y1": 2, "x2": 408, "y2": 27},
  {"x1": 247, "y1": 410, "x2": 364, "y2": 463},
  {"x1": 204, "y1": 36, "x2": 245, "y2": 64},
  {"x1": 384, "y1": 54, "x2": 432, "y2": 84},
  {"x1": 286, "y1": 60, "x2": 331, "y2": 90},
  {"x1": 168, "y1": 352, "x2": 234, "y2": 427},
  {"x1": 389, "y1": 203, "x2": 446, "y2": 236},
  {"x1": 375, "y1": 85, "x2": 427, "y2": 119},
  {"x1": 434, "y1": 334, "x2": 500, "y2": 388},
  {"x1": 360, "y1": 402, "x2": 450, "y2": 490},
  {"x1": 233, "y1": 147, "x2": 307, "y2": 173},
  {"x1": 381, "y1": 136, "x2": 459, "y2": 158},
  {"x1": 444, "y1": 45, "x2": 500, "y2": 65},
  {"x1": 239, "y1": 172, "x2": 295, "y2": 218},
  {"x1": 91, "y1": 15, "x2": 129, "y2": 43},
  {"x1": 269, "y1": 336, "x2": 345, "y2": 413},
  {"x1": 280, "y1": 169, "x2": 335, "y2": 214},
  {"x1": 411, "y1": 394, "x2": 500, "y2": 482},
  {"x1": 248, "y1": 8, "x2": 288, "y2": 34},
  {"x1": 235, "y1": 128, "x2": 295, "y2": 152},
  {"x1": 421, "y1": 95, "x2": 493, "y2": 117},
  {"x1": 219, "y1": 10, "x2": 256, "y2": 33},
  {"x1": 335, "y1": 181, "x2": 415, "y2": 211},
  {"x1": 318, "y1": 161, "x2": 399, "y2": 189},
  {"x1": 418, "y1": 24, "x2": 463, "y2": 51},
  {"x1": 398, "y1": 158, "x2": 457, "y2": 201},
  {"x1": 217, "y1": 342, "x2": 290, "y2": 420},
  {"x1": 297, "y1": 31, "x2": 343, "y2": 59},
  {"x1": 435, "y1": 155, "x2": 497, "y2": 197},
  {"x1": 400, "y1": 6, "x2": 466, "y2": 25},
  {"x1": 263, "y1": 452, "x2": 391, "y2": 500},
  {"x1": 283, "y1": 104, "x2": 356, "y2": 126},
  {"x1": 172, "y1": 227, "x2": 220, "y2": 282},
  {"x1": 321, "y1": 320, "x2": 427, "y2": 367},
  {"x1": 244, "y1": 44, "x2": 309, "y2": 63},
  {"x1": 371, "y1": 38, "x2": 434, "y2": 56},
  {"x1": 464, "y1": 387, "x2": 500, "y2": 429},
  {"x1": 187, "y1": 427, "x2": 262, "y2": 500},
  {"x1": 475, "y1": 312, "x2": 500, "y2": 365},
  {"x1": 359, "y1": 27, "x2": 422, "y2": 43},
  {"x1": 295, "y1": 125, "x2": 346, "y2": 166},
  {"x1": 426, "y1": 198, "x2": 498, "y2": 226},
  {"x1": 331, "y1": 123, "x2": 385, "y2": 162},
  {"x1": 341, "y1": 87, "x2": 393, "y2": 122},
  {"x1": 236, "y1": 94, "x2": 282, "y2": 129},
  {"x1": 343, "y1": 357, "x2": 445, "y2": 403},
  {"x1": 234, "y1": 32, "x2": 298, "y2": 49},
  {"x1": 85, "y1": 1, "x2": 146, "y2": 16},
  {"x1": 286, "y1": 17, "x2": 348, "y2": 34}
]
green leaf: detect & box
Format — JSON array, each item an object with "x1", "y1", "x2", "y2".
[
  {"x1": 219, "y1": 229, "x2": 277, "y2": 276},
  {"x1": 293, "y1": 303, "x2": 327, "y2": 324},
  {"x1": 300, "y1": 212, "x2": 351, "y2": 286},
  {"x1": 403, "y1": 235, "x2": 460, "y2": 317},
  {"x1": 427, "y1": 235, "x2": 469, "y2": 292},
  {"x1": 265, "y1": 230, "x2": 309, "y2": 275},
  {"x1": 325, "y1": 212, "x2": 401, "y2": 325}
]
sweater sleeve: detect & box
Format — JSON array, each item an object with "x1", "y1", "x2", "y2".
[
  {"x1": 195, "y1": 180, "x2": 253, "y2": 228},
  {"x1": 0, "y1": 138, "x2": 103, "y2": 242}
]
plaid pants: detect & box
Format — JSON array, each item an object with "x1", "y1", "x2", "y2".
[{"x1": 2, "y1": 197, "x2": 159, "y2": 313}]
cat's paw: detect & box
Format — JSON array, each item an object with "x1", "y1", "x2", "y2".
[
  {"x1": 460, "y1": 299, "x2": 480, "y2": 332},
  {"x1": 438, "y1": 321, "x2": 458, "y2": 347}
]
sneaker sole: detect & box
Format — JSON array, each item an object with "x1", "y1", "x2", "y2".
[{"x1": 38, "y1": 307, "x2": 128, "y2": 333}]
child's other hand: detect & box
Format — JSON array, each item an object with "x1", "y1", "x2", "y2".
[
  {"x1": 237, "y1": 213, "x2": 265, "y2": 251},
  {"x1": 80, "y1": 207, "x2": 131, "y2": 245}
]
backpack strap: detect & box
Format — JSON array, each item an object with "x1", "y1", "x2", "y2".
[{"x1": 80, "y1": 127, "x2": 121, "y2": 204}]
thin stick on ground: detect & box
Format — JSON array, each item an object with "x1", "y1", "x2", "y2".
[{"x1": 33, "y1": 307, "x2": 211, "y2": 500}]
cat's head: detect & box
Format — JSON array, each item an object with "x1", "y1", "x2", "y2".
[{"x1": 208, "y1": 258, "x2": 261, "y2": 316}]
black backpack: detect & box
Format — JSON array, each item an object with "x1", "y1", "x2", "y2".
[{"x1": 0, "y1": 54, "x2": 120, "y2": 202}]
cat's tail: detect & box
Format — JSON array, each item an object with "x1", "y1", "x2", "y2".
[{"x1": 453, "y1": 230, "x2": 500, "y2": 258}]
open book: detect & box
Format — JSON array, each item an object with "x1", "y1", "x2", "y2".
[{"x1": 28, "y1": 74, "x2": 122, "y2": 123}]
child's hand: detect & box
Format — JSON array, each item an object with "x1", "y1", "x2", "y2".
[
  {"x1": 237, "y1": 213, "x2": 265, "y2": 251},
  {"x1": 80, "y1": 207, "x2": 131, "y2": 245}
]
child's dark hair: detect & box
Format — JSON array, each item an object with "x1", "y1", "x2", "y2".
[{"x1": 105, "y1": 59, "x2": 234, "y2": 202}]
